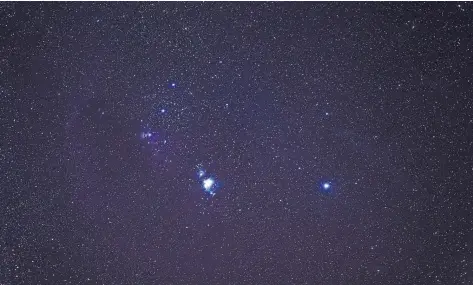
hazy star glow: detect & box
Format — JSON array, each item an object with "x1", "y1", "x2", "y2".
[
  {"x1": 141, "y1": 132, "x2": 152, "y2": 139},
  {"x1": 203, "y1": 178, "x2": 214, "y2": 190}
]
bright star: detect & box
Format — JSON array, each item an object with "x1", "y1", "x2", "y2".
[
  {"x1": 198, "y1": 170, "x2": 205, "y2": 178},
  {"x1": 161, "y1": 109, "x2": 166, "y2": 113},
  {"x1": 203, "y1": 178, "x2": 214, "y2": 190},
  {"x1": 323, "y1": 183, "x2": 330, "y2": 190}
]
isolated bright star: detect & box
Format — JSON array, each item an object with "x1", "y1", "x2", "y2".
[
  {"x1": 161, "y1": 109, "x2": 166, "y2": 113},
  {"x1": 323, "y1": 183, "x2": 330, "y2": 190}
]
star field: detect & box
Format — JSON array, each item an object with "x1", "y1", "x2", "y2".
[{"x1": 1, "y1": 2, "x2": 473, "y2": 284}]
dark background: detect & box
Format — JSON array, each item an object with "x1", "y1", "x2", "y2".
[{"x1": 1, "y1": 2, "x2": 472, "y2": 284}]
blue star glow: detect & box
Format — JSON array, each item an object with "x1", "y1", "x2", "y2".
[
  {"x1": 198, "y1": 169, "x2": 205, "y2": 178},
  {"x1": 318, "y1": 180, "x2": 335, "y2": 195},
  {"x1": 203, "y1": 178, "x2": 214, "y2": 190},
  {"x1": 202, "y1": 177, "x2": 217, "y2": 196},
  {"x1": 141, "y1": 131, "x2": 152, "y2": 139},
  {"x1": 196, "y1": 165, "x2": 219, "y2": 197}
]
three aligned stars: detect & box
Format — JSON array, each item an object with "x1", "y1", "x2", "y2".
[
  {"x1": 140, "y1": 128, "x2": 334, "y2": 198},
  {"x1": 142, "y1": 81, "x2": 335, "y2": 198}
]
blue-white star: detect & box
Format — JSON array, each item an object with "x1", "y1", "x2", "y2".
[
  {"x1": 203, "y1": 178, "x2": 214, "y2": 190},
  {"x1": 198, "y1": 170, "x2": 205, "y2": 178},
  {"x1": 202, "y1": 178, "x2": 217, "y2": 196}
]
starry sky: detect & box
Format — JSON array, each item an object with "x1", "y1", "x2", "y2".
[{"x1": 1, "y1": 2, "x2": 473, "y2": 284}]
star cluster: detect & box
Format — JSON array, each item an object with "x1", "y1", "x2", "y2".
[
  {"x1": 195, "y1": 165, "x2": 219, "y2": 197},
  {"x1": 1, "y1": 3, "x2": 472, "y2": 285}
]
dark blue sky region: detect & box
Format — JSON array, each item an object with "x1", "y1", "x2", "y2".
[{"x1": 1, "y1": 2, "x2": 472, "y2": 284}]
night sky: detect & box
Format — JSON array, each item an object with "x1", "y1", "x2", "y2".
[{"x1": 1, "y1": 2, "x2": 473, "y2": 284}]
